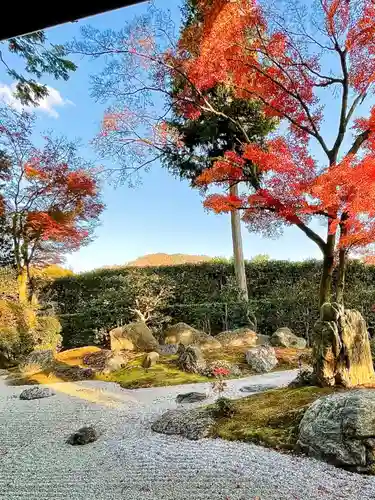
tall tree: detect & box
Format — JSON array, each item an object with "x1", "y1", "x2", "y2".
[
  {"x1": 0, "y1": 106, "x2": 104, "y2": 302},
  {"x1": 175, "y1": 0, "x2": 375, "y2": 386},
  {"x1": 161, "y1": 0, "x2": 275, "y2": 301},
  {"x1": 0, "y1": 31, "x2": 77, "y2": 106},
  {"x1": 71, "y1": 0, "x2": 375, "y2": 386},
  {"x1": 69, "y1": 4, "x2": 274, "y2": 301}
]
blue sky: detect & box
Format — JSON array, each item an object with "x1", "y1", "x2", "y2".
[{"x1": 0, "y1": 0, "x2": 372, "y2": 272}]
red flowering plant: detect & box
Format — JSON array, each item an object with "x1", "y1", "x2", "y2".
[{"x1": 211, "y1": 366, "x2": 230, "y2": 397}]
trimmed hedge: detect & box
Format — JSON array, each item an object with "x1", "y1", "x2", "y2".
[{"x1": 43, "y1": 260, "x2": 375, "y2": 348}]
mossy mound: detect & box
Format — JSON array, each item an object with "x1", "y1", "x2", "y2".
[{"x1": 213, "y1": 386, "x2": 337, "y2": 450}]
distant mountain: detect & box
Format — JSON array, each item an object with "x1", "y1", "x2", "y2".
[{"x1": 126, "y1": 253, "x2": 213, "y2": 267}]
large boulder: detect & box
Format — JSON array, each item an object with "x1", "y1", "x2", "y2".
[
  {"x1": 151, "y1": 408, "x2": 214, "y2": 440},
  {"x1": 313, "y1": 303, "x2": 375, "y2": 387},
  {"x1": 215, "y1": 327, "x2": 258, "y2": 348},
  {"x1": 177, "y1": 345, "x2": 206, "y2": 374},
  {"x1": 245, "y1": 345, "x2": 278, "y2": 373},
  {"x1": 163, "y1": 323, "x2": 221, "y2": 351},
  {"x1": 109, "y1": 322, "x2": 159, "y2": 352},
  {"x1": 298, "y1": 390, "x2": 375, "y2": 473},
  {"x1": 270, "y1": 328, "x2": 307, "y2": 349}
]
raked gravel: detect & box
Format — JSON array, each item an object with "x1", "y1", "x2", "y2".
[{"x1": 1, "y1": 369, "x2": 375, "y2": 500}]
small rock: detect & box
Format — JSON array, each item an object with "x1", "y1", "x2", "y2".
[
  {"x1": 67, "y1": 426, "x2": 99, "y2": 446},
  {"x1": 176, "y1": 392, "x2": 207, "y2": 403},
  {"x1": 245, "y1": 345, "x2": 278, "y2": 373},
  {"x1": 239, "y1": 384, "x2": 278, "y2": 393},
  {"x1": 142, "y1": 351, "x2": 160, "y2": 368},
  {"x1": 289, "y1": 367, "x2": 316, "y2": 388},
  {"x1": 19, "y1": 387, "x2": 55, "y2": 400},
  {"x1": 157, "y1": 344, "x2": 179, "y2": 355}
]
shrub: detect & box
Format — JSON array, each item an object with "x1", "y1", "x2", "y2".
[
  {"x1": 212, "y1": 397, "x2": 236, "y2": 419},
  {"x1": 40, "y1": 259, "x2": 375, "y2": 349},
  {"x1": 33, "y1": 316, "x2": 62, "y2": 351}
]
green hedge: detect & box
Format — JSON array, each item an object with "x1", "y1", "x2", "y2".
[{"x1": 42, "y1": 260, "x2": 375, "y2": 348}]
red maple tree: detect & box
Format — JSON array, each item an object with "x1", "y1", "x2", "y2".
[
  {"x1": 0, "y1": 106, "x2": 104, "y2": 301},
  {"x1": 168, "y1": 0, "x2": 375, "y2": 307}
]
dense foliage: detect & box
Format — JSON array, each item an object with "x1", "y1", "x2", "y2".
[
  {"x1": 0, "y1": 106, "x2": 104, "y2": 301},
  {"x1": 1, "y1": 31, "x2": 76, "y2": 106},
  {"x1": 43, "y1": 260, "x2": 375, "y2": 349}
]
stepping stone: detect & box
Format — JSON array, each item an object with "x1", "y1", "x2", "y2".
[
  {"x1": 239, "y1": 384, "x2": 278, "y2": 393},
  {"x1": 19, "y1": 387, "x2": 55, "y2": 400},
  {"x1": 176, "y1": 392, "x2": 207, "y2": 403}
]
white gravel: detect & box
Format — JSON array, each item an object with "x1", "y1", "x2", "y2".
[{"x1": 1, "y1": 369, "x2": 375, "y2": 500}]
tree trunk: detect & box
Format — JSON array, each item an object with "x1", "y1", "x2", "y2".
[
  {"x1": 335, "y1": 248, "x2": 347, "y2": 305},
  {"x1": 18, "y1": 267, "x2": 28, "y2": 303},
  {"x1": 230, "y1": 184, "x2": 248, "y2": 301},
  {"x1": 319, "y1": 235, "x2": 335, "y2": 307}
]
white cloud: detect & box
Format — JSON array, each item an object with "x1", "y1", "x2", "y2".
[{"x1": 0, "y1": 82, "x2": 74, "y2": 118}]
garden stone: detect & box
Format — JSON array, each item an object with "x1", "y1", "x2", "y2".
[
  {"x1": 84, "y1": 349, "x2": 129, "y2": 373},
  {"x1": 298, "y1": 390, "x2": 375, "y2": 473},
  {"x1": 270, "y1": 328, "x2": 307, "y2": 349},
  {"x1": 216, "y1": 327, "x2": 258, "y2": 348},
  {"x1": 177, "y1": 345, "x2": 206, "y2": 374},
  {"x1": 314, "y1": 303, "x2": 374, "y2": 387},
  {"x1": 163, "y1": 323, "x2": 221, "y2": 350},
  {"x1": 151, "y1": 408, "x2": 214, "y2": 440},
  {"x1": 109, "y1": 321, "x2": 159, "y2": 352},
  {"x1": 157, "y1": 344, "x2": 179, "y2": 355},
  {"x1": 245, "y1": 345, "x2": 278, "y2": 373},
  {"x1": 289, "y1": 367, "x2": 317, "y2": 388},
  {"x1": 67, "y1": 426, "x2": 99, "y2": 446},
  {"x1": 201, "y1": 360, "x2": 241, "y2": 377},
  {"x1": 239, "y1": 384, "x2": 278, "y2": 393},
  {"x1": 20, "y1": 387, "x2": 55, "y2": 400},
  {"x1": 142, "y1": 351, "x2": 160, "y2": 368},
  {"x1": 176, "y1": 392, "x2": 207, "y2": 404}
]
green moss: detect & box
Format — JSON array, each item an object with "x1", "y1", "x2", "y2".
[
  {"x1": 97, "y1": 357, "x2": 210, "y2": 389},
  {"x1": 213, "y1": 386, "x2": 338, "y2": 450}
]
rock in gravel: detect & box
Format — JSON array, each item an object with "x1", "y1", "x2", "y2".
[
  {"x1": 152, "y1": 408, "x2": 214, "y2": 440},
  {"x1": 298, "y1": 390, "x2": 375, "y2": 473},
  {"x1": 270, "y1": 327, "x2": 307, "y2": 349},
  {"x1": 67, "y1": 426, "x2": 99, "y2": 446},
  {"x1": 245, "y1": 345, "x2": 278, "y2": 373},
  {"x1": 19, "y1": 387, "x2": 55, "y2": 400},
  {"x1": 239, "y1": 384, "x2": 278, "y2": 393},
  {"x1": 176, "y1": 392, "x2": 207, "y2": 404}
]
